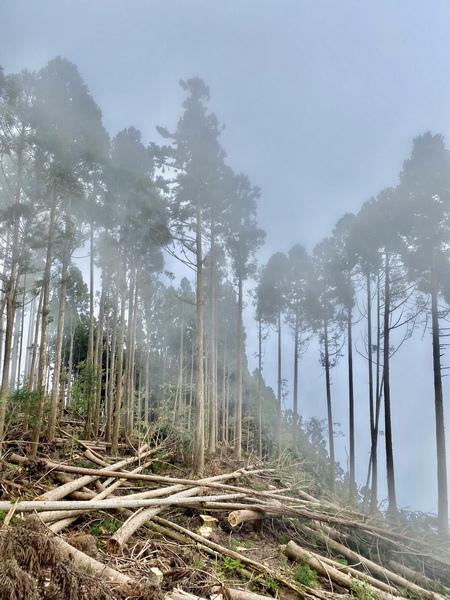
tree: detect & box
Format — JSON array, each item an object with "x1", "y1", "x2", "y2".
[
  {"x1": 226, "y1": 171, "x2": 265, "y2": 460},
  {"x1": 284, "y1": 244, "x2": 314, "y2": 446},
  {"x1": 31, "y1": 57, "x2": 109, "y2": 445},
  {"x1": 157, "y1": 77, "x2": 226, "y2": 474},
  {"x1": 0, "y1": 69, "x2": 39, "y2": 444},
  {"x1": 313, "y1": 238, "x2": 346, "y2": 494},
  {"x1": 398, "y1": 132, "x2": 450, "y2": 536},
  {"x1": 106, "y1": 126, "x2": 169, "y2": 449},
  {"x1": 256, "y1": 252, "x2": 289, "y2": 458}
]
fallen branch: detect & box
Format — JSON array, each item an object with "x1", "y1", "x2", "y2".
[
  {"x1": 313, "y1": 521, "x2": 450, "y2": 595},
  {"x1": 152, "y1": 516, "x2": 331, "y2": 600},
  {"x1": 7, "y1": 456, "x2": 282, "y2": 500},
  {"x1": 284, "y1": 540, "x2": 405, "y2": 600},
  {"x1": 285, "y1": 539, "x2": 446, "y2": 600},
  {"x1": 8, "y1": 446, "x2": 152, "y2": 501},
  {"x1": 44, "y1": 460, "x2": 154, "y2": 531},
  {"x1": 109, "y1": 467, "x2": 251, "y2": 552},
  {"x1": 0, "y1": 492, "x2": 246, "y2": 513}
]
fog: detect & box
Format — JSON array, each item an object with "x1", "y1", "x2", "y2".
[{"x1": 2, "y1": 1, "x2": 450, "y2": 515}]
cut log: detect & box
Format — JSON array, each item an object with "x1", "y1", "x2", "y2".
[
  {"x1": 284, "y1": 540, "x2": 404, "y2": 600},
  {"x1": 52, "y1": 535, "x2": 131, "y2": 586},
  {"x1": 7, "y1": 457, "x2": 276, "y2": 498},
  {"x1": 228, "y1": 509, "x2": 266, "y2": 527},
  {"x1": 0, "y1": 492, "x2": 245, "y2": 513},
  {"x1": 211, "y1": 586, "x2": 282, "y2": 600},
  {"x1": 311, "y1": 523, "x2": 449, "y2": 599},
  {"x1": 108, "y1": 486, "x2": 206, "y2": 552},
  {"x1": 152, "y1": 517, "x2": 331, "y2": 600},
  {"x1": 8, "y1": 446, "x2": 152, "y2": 501},
  {"x1": 45, "y1": 460, "x2": 154, "y2": 531},
  {"x1": 109, "y1": 467, "x2": 256, "y2": 551}
]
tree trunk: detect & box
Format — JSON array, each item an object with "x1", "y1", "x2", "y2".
[
  {"x1": 324, "y1": 318, "x2": 336, "y2": 494},
  {"x1": 365, "y1": 270, "x2": 378, "y2": 513},
  {"x1": 207, "y1": 231, "x2": 218, "y2": 454},
  {"x1": 105, "y1": 287, "x2": 118, "y2": 443},
  {"x1": 292, "y1": 311, "x2": 299, "y2": 446},
  {"x1": 431, "y1": 253, "x2": 449, "y2": 536},
  {"x1": 111, "y1": 267, "x2": 127, "y2": 454},
  {"x1": 193, "y1": 201, "x2": 205, "y2": 475},
  {"x1": 347, "y1": 293, "x2": 355, "y2": 503},
  {"x1": 277, "y1": 312, "x2": 282, "y2": 459},
  {"x1": 383, "y1": 251, "x2": 397, "y2": 512},
  {"x1": 29, "y1": 191, "x2": 57, "y2": 457},
  {"x1": 234, "y1": 274, "x2": 243, "y2": 460},
  {"x1": 93, "y1": 285, "x2": 106, "y2": 434},
  {"x1": 0, "y1": 145, "x2": 24, "y2": 442},
  {"x1": 47, "y1": 200, "x2": 72, "y2": 441},
  {"x1": 257, "y1": 317, "x2": 263, "y2": 458}
]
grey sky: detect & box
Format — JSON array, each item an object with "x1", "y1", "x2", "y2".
[{"x1": 2, "y1": 0, "x2": 450, "y2": 512}]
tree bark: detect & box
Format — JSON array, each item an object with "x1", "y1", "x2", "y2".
[
  {"x1": 234, "y1": 273, "x2": 244, "y2": 460},
  {"x1": 430, "y1": 252, "x2": 449, "y2": 536},
  {"x1": 383, "y1": 251, "x2": 397, "y2": 511},
  {"x1": 193, "y1": 200, "x2": 205, "y2": 475}
]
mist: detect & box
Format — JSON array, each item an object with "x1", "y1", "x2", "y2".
[{"x1": 1, "y1": 2, "x2": 450, "y2": 526}]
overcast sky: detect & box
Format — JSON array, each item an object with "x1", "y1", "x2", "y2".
[{"x1": 2, "y1": 0, "x2": 450, "y2": 513}]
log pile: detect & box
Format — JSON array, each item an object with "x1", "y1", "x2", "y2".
[{"x1": 1, "y1": 440, "x2": 449, "y2": 600}]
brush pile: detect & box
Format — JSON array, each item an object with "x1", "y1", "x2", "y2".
[{"x1": 1, "y1": 435, "x2": 449, "y2": 600}]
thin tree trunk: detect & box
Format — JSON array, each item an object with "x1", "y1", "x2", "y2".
[
  {"x1": 347, "y1": 294, "x2": 355, "y2": 503},
  {"x1": 257, "y1": 317, "x2": 263, "y2": 458},
  {"x1": 193, "y1": 201, "x2": 205, "y2": 475},
  {"x1": 234, "y1": 274, "x2": 243, "y2": 460},
  {"x1": 47, "y1": 201, "x2": 72, "y2": 441},
  {"x1": 93, "y1": 284, "x2": 106, "y2": 434},
  {"x1": 105, "y1": 289, "x2": 118, "y2": 443},
  {"x1": 383, "y1": 252, "x2": 396, "y2": 512},
  {"x1": 0, "y1": 150, "x2": 24, "y2": 442},
  {"x1": 29, "y1": 191, "x2": 57, "y2": 457},
  {"x1": 277, "y1": 312, "x2": 282, "y2": 459},
  {"x1": 27, "y1": 286, "x2": 44, "y2": 391},
  {"x1": 431, "y1": 253, "x2": 449, "y2": 536},
  {"x1": 16, "y1": 275, "x2": 27, "y2": 386},
  {"x1": 292, "y1": 311, "x2": 299, "y2": 446},
  {"x1": 366, "y1": 270, "x2": 378, "y2": 514},
  {"x1": 144, "y1": 338, "x2": 150, "y2": 424},
  {"x1": 324, "y1": 318, "x2": 336, "y2": 494},
  {"x1": 111, "y1": 267, "x2": 127, "y2": 454}
]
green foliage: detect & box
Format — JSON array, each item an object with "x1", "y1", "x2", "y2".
[
  {"x1": 261, "y1": 573, "x2": 279, "y2": 595},
  {"x1": 89, "y1": 518, "x2": 122, "y2": 536},
  {"x1": 0, "y1": 511, "x2": 22, "y2": 527},
  {"x1": 68, "y1": 360, "x2": 103, "y2": 418},
  {"x1": 351, "y1": 579, "x2": 379, "y2": 600},
  {"x1": 293, "y1": 560, "x2": 319, "y2": 589},
  {"x1": 6, "y1": 382, "x2": 47, "y2": 427},
  {"x1": 218, "y1": 556, "x2": 244, "y2": 578},
  {"x1": 229, "y1": 537, "x2": 239, "y2": 552}
]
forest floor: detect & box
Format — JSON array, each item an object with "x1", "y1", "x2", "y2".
[{"x1": 1, "y1": 424, "x2": 450, "y2": 600}]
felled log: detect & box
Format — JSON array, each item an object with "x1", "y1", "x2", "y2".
[
  {"x1": 212, "y1": 586, "x2": 284, "y2": 600},
  {"x1": 152, "y1": 516, "x2": 330, "y2": 600},
  {"x1": 8, "y1": 446, "x2": 152, "y2": 501},
  {"x1": 109, "y1": 467, "x2": 254, "y2": 551},
  {"x1": 228, "y1": 509, "x2": 267, "y2": 527},
  {"x1": 45, "y1": 460, "x2": 154, "y2": 531},
  {"x1": 388, "y1": 559, "x2": 450, "y2": 594},
  {"x1": 51, "y1": 535, "x2": 131, "y2": 586},
  {"x1": 109, "y1": 487, "x2": 206, "y2": 552},
  {"x1": 284, "y1": 540, "x2": 404, "y2": 600},
  {"x1": 0, "y1": 492, "x2": 245, "y2": 513},
  {"x1": 309, "y1": 522, "x2": 449, "y2": 600}
]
